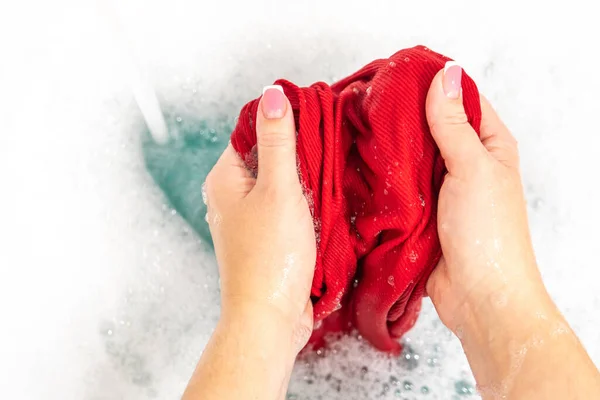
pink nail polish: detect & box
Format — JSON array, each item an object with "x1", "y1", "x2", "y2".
[
  {"x1": 443, "y1": 61, "x2": 462, "y2": 99},
  {"x1": 261, "y1": 85, "x2": 286, "y2": 119}
]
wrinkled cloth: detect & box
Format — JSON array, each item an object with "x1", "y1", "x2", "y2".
[{"x1": 230, "y1": 45, "x2": 481, "y2": 352}]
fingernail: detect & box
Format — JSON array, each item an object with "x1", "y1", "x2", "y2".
[
  {"x1": 443, "y1": 61, "x2": 462, "y2": 99},
  {"x1": 261, "y1": 85, "x2": 286, "y2": 119}
]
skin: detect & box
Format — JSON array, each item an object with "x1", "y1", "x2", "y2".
[{"x1": 182, "y1": 68, "x2": 600, "y2": 400}]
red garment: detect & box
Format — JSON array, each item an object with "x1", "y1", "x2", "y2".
[{"x1": 231, "y1": 46, "x2": 481, "y2": 352}]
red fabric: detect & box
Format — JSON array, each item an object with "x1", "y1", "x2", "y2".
[{"x1": 230, "y1": 45, "x2": 481, "y2": 352}]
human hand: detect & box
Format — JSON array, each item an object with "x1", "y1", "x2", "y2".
[
  {"x1": 423, "y1": 61, "x2": 600, "y2": 400},
  {"x1": 204, "y1": 85, "x2": 316, "y2": 355},
  {"x1": 425, "y1": 63, "x2": 552, "y2": 335}
]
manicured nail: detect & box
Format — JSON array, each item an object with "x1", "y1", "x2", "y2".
[
  {"x1": 261, "y1": 85, "x2": 286, "y2": 119},
  {"x1": 443, "y1": 61, "x2": 462, "y2": 99}
]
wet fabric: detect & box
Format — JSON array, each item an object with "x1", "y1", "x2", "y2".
[{"x1": 230, "y1": 45, "x2": 482, "y2": 352}]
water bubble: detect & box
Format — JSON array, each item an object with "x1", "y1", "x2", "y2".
[
  {"x1": 176, "y1": 116, "x2": 182, "y2": 123},
  {"x1": 387, "y1": 276, "x2": 395, "y2": 286},
  {"x1": 201, "y1": 182, "x2": 208, "y2": 205},
  {"x1": 399, "y1": 345, "x2": 420, "y2": 370},
  {"x1": 427, "y1": 357, "x2": 439, "y2": 367},
  {"x1": 408, "y1": 250, "x2": 418, "y2": 263},
  {"x1": 454, "y1": 379, "x2": 475, "y2": 395},
  {"x1": 360, "y1": 366, "x2": 369, "y2": 378},
  {"x1": 532, "y1": 197, "x2": 544, "y2": 209}
]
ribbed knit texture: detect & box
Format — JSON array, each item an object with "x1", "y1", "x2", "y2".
[{"x1": 231, "y1": 45, "x2": 482, "y2": 352}]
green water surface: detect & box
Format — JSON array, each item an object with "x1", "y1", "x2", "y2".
[{"x1": 142, "y1": 115, "x2": 233, "y2": 247}]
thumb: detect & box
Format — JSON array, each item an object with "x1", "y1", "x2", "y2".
[
  {"x1": 255, "y1": 85, "x2": 299, "y2": 188},
  {"x1": 426, "y1": 62, "x2": 486, "y2": 174}
]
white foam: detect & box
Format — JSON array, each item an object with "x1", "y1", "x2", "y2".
[{"x1": 1, "y1": 0, "x2": 600, "y2": 399}]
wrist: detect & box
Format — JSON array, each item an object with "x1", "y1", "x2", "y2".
[
  {"x1": 457, "y1": 271, "x2": 564, "y2": 387},
  {"x1": 219, "y1": 299, "x2": 300, "y2": 361}
]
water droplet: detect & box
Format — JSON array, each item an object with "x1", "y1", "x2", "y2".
[
  {"x1": 389, "y1": 61, "x2": 396, "y2": 67},
  {"x1": 404, "y1": 57, "x2": 410, "y2": 62},
  {"x1": 287, "y1": 394, "x2": 298, "y2": 400},
  {"x1": 176, "y1": 116, "x2": 182, "y2": 123},
  {"x1": 383, "y1": 189, "x2": 389, "y2": 195},
  {"x1": 403, "y1": 380, "x2": 413, "y2": 391},
  {"x1": 353, "y1": 87, "x2": 360, "y2": 94},
  {"x1": 419, "y1": 194, "x2": 425, "y2": 207},
  {"x1": 107, "y1": 329, "x2": 113, "y2": 336},
  {"x1": 387, "y1": 276, "x2": 395, "y2": 286},
  {"x1": 421, "y1": 386, "x2": 430, "y2": 394},
  {"x1": 353, "y1": 279, "x2": 359, "y2": 288},
  {"x1": 394, "y1": 388, "x2": 402, "y2": 397},
  {"x1": 390, "y1": 376, "x2": 399, "y2": 386},
  {"x1": 366, "y1": 86, "x2": 372, "y2": 95}
]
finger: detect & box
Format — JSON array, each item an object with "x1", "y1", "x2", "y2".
[
  {"x1": 479, "y1": 95, "x2": 520, "y2": 168},
  {"x1": 426, "y1": 62, "x2": 487, "y2": 175},
  {"x1": 255, "y1": 85, "x2": 299, "y2": 188},
  {"x1": 205, "y1": 144, "x2": 256, "y2": 208}
]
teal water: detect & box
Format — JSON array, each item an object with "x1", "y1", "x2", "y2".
[{"x1": 142, "y1": 114, "x2": 233, "y2": 247}]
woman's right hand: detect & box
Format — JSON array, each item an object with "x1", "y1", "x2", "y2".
[
  {"x1": 424, "y1": 62, "x2": 600, "y2": 398},
  {"x1": 425, "y1": 62, "x2": 549, "y2": 335}
]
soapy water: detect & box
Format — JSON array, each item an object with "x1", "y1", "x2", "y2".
[
  {"x1": 143, "y1": 114, "x2": 231, "y2": 247},
  {"x1": 141, "y1": 114, "x2": 478, "y2": 399}
]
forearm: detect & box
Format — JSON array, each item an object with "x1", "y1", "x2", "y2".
[
  {"x1": 459, "y1": 274, "x2": 600, "y2": 399},
  {"x1": 183, "y1": 304, "x2": 297, "y2": 400}
]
